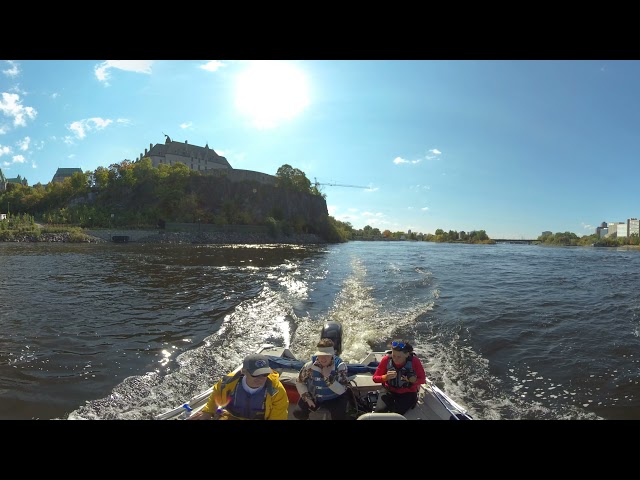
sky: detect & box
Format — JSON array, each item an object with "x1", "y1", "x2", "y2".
[{"x1": 1, "y1": 59, "x2": 639, "y2": 239}]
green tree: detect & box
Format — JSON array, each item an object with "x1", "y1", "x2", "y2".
[{"x1": 275, "y1": 164, "x2": 312, "y2": 193}]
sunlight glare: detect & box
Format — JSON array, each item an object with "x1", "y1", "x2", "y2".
[{"x1": 235, "y1": 61, "x2": 310, "y2": 129}]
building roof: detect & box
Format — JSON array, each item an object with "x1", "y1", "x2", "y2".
[
  {"x1": 54, "y1": 168, "x2": 83, "y2": 176},
  {"x1": 146, "y1": 136, "x2": 231, "y2": 168}
]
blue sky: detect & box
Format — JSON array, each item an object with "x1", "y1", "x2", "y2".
[{"x1": 1, "y1": 59, "x2": 638, "y2": 239}]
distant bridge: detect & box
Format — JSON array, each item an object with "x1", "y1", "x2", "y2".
[{"x1": 492, "y1": 239, "x2": 540, "y2": 245}]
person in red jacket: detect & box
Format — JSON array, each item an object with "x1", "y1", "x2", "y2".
[{"x1": 372, "y1": 339, "x2": 426, "y2": 415}]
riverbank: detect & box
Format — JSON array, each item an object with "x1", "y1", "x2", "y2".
[
  {"x1": 0, "y1": 229, "x2": 328, "y2": 245},
  {"x1": 90, "y1": 229, "x2": 328, "y2": 245}
]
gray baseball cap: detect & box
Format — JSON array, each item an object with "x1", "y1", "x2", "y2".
[{"x1": 243, "y1": 353, "x2": 271, "y2": 376}]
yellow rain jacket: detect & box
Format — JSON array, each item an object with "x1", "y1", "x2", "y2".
[{"x1": 202, "y1": 370, "x2": 289, "y2": 420}]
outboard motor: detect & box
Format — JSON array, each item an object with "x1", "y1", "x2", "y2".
[{"x1": 320, "y1": 321, "x2": 343, "y2": 356}]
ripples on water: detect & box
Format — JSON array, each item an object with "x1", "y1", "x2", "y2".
[{"x1": 1, "y1": 241, "x2": 639, "y2": 420}]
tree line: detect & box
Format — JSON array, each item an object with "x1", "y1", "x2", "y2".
[{"x1": 3, "y1": 159, "x2": 628, "y2": 246}]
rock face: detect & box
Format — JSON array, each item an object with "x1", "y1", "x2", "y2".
[{"x1": 189, "y1": 175, "x2": 329, "y2": 233}]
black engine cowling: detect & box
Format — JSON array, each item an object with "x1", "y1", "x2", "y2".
[{"x1": 320, "y1": 321, "x2": 343, "y2": 356}]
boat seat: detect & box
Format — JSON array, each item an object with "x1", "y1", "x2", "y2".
[{"x1": 357, "y1": 412, "x2": 407, "y2": 420}]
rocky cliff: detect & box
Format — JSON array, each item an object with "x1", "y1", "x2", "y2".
[{"x1": 189, "y1": 175, "x2": 329, "y2": 233}]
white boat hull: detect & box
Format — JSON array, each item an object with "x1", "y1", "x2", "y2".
[{"x1": 156, "y1": 344, "x2": 472, "y2": 421}]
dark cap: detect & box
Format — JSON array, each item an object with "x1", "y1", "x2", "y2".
[{"x1": 243, "y1": 353, "x2": 271, "y2": 376}]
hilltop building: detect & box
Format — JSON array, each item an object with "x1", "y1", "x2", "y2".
[
  {"x1": 138, "y1": 135, "x2": 232, "y2": 173},
  {"x1": 52, "y1": 168, "x2": 83, "y2": 184},
  {"x1": 0, "y1": 169, "x2": 28, "y2": 191},
  {"x1": 138, "y1": 136, "x2": 277, "y2": 186}
]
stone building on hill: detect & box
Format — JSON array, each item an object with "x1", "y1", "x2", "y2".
[
  {"x1": 139, "y1": 134, "x2": 232, "y2": 173},
  {"x1": 52, "y1": 168, "x2": 83, "y2": 184},
  {"x1": 139, "y1": 135, "x2": 277, "y2": 187}
]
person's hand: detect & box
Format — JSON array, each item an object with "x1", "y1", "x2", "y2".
[
  {"x1": 306, "y1": 398, "x2": 316, "y2": 409},
  {"x1": 384, "y1": 370, "x2": 397, "y2": 381},
  {"x1": 187, "y1": 411, "x2": 212, "y2": 420}
]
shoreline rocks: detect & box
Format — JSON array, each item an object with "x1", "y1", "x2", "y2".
[{"x1": 0, "y1": 230, "x2": 328, "y2": 245}]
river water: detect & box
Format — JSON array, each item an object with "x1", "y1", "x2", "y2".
[{"x1": 1, "y1": 240, "x2": 638, "y2": 420}]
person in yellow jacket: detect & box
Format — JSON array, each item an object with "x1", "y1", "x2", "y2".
[{"x1": 189, "y1": 353, "x2": 289, "y2": 420}]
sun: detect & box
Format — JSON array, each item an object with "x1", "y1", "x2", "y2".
[{"x1": 234, "y1": 61, "x2": 310, "y2": 129}]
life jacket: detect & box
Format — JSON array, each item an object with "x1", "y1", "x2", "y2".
[
  {"x1": 385, "y1": 355, "x2": 416, "y2": 390},
  {"x1": 307, "y1": 356, "x2": 344, "y2": 404},
  {"x1": 220, "y1": 371, "x2": 277, "y2": 420}
]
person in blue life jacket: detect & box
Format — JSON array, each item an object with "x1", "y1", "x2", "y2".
[
  {"x1": 292, "y1": 338, "x2": 351, "y2": 420},
  {"x1": 188, "y1": 353, "x2": 289, "y2": 420},
  {"x1": 372, "y1": 339, "x2": 426, "y2": 415}
]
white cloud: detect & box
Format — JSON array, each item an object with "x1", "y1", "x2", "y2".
[
  {"x1": 393, "y1": 156, "x2": 421, "y2": 165},
  {"x1": 17, "y1": 136, "x2": 30, "y2": 151},
  {"x1": 12, "y1": 155, "x2": 25, "y2": 164},
  {"x1": 421, "y1": 206, "x2": 429, "y2": 211},
  {"x1": 94, "y1": 60, "x2": 154, "y2": 85},
  {"x1": 200, "y1": 61, "x2": 227, "y2": 72},
  {"x1": 0, "y1": 145, "x2": 10, "y2": 156},
  {"x1": 68, "y1": 117, "x2": 113, "y2": 139},
  {"x1": 426, "y1": 148, "x2": 442, "y2": 160},
  {"x1": 362, "y1": 211, "x2": 385, "y2": 218},
  {"x1": 2, "y1": 61, "x2": 20, "y2": 78},
  {"x1": 180, "y1": 122, "x2": 193, "y2": 129},
  {"x1": 51, "y1": 92, "x2": 59, "y2": 99},
  {"x1": 0, "y1": 92, "x2": 37, "y2": 127}
]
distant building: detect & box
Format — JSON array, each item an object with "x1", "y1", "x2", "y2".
[
  {"x1": 628, "y1": 218, "x2": 639, "y2": 237},
  {"x1": 542, "y1": 231, "x2": 552, "y2": 236},
  {"x1": 138, "y1": 135, "x2": 232, "y2": 173},
  {"x1": 616, "y1": 222, "x2": 627, "y2": 238},
  {"x1": 52, "y1": 168, "x2": 83, "y2": 184},
  {"x1": 0, "y1": 169, "x2": 28, "y2": 191}
]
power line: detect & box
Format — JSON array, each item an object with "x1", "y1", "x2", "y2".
[{"x1": 314, "y1": 178, "x2": 369, "y2": 189}]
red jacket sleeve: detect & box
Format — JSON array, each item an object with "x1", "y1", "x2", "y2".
[
  {"x1": 372, "y1": 355, "x2": 390, "y2": 383},
  {"x1": 412, "y1": 356, "x2": 427, "y2": 386}
]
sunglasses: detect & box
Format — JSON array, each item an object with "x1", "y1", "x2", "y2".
[
  {"x1": 250, "y1": 373, "x2": 269, "y2": 378},
  {"x1": 391, "y1": 341, "x2": 406, "y2": 349}
]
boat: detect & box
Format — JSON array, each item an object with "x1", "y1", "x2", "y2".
[{"x1": 155, "y1": 321, "x2": 473, "y2": 420}]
